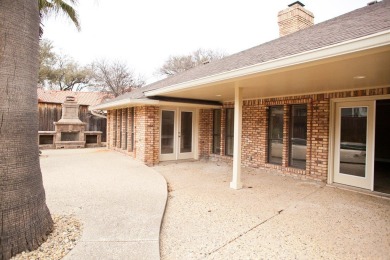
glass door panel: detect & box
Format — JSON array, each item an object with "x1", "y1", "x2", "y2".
[
  {"x1": 180, "y1": 111, "x2": 193, "y2": 153},
  {"x1": 339, "y1": 107, "x2": 367, "y2": 177},
  {"x1": 268, "y1": 106, "x2": 284, "y2": 165},
  {"x1": 161, "y1": 110, "x2": 175, "y2": 155}
]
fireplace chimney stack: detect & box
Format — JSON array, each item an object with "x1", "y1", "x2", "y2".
[{"x1": 278, "y1": 1, "x2": 314, "y2": 37}]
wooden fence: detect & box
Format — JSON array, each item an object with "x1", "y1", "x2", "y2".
[{"x1": 38, "y1": 102, "x2": 107, "y2": 142}]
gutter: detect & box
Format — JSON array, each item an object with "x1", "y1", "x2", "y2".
[{"x1": 144, "y1": 30, "x2": 390, "y2": 97}]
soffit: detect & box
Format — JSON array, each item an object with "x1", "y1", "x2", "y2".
[{"x1": 156, "y1": 45, "x2": 390, "y2": 102}]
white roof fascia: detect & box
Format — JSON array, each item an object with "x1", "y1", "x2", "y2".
[
  {"x1": 90, "y1": 98, "x2": 160, "y2": 110},
  {"x1": 145, "y1": 30, "x2": 390, "y2": 97},
  {"x1": 89, "y1": 98, "x2": 221, "y2": 111}
]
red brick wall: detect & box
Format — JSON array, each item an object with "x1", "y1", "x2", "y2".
[
  {"x1": 106, "y1": 106, "x2": 160, "y2": 166},
  {"x1": 134, "y1": 106, "x2": 160, "y2": 166},
  {"x1": 198, "y1": 109, "x2": 213, "y2": 158},
  {"x1": 199, "y1": 87, "x2": 390, "y2": 182}
]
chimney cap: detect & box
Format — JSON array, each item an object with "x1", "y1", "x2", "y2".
[
  {"x1": 65, "y1": 96, "x2": 76, "y2": 102},
  {"x1": 288, "y1": 1, "x2": 305, "y2": 7}
]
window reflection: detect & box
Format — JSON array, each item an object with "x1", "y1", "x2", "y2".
[
  {"x1": 268, "y1": 106, "x2": 284, "y2": 165},
  {"x1": 339, "y1": 107, "x2": 367, "y2": 177},
  {"x1": 180, "y1": 112, "x2": 192, "y2": 153},
  {"x1": 225, "y1": 109, "x2": 234, "y2": 156},
  {"x1": 290, "y1": 105, "x2": 307, "y2": 169},
  {"x1": 161, "y1": 111, "x2": 175, "y2": 154},
  {"x1": 213, "y1": 110, "x2": 221, "y2": 154}
]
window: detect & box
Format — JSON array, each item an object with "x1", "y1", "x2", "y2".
[
  {"x1": 129, "y1": 108, "x2": 135, "y2": 152},
  {"x1": 289, "y1": 105, "x2": 307, "y2": 169},
  {"x1": 118, "y1": 109, "x2": 122, "y2": 148},
  {"x1": 161, "y1": 110, "x2": 175, "y2": 154},
  {"x1": 123, "y1": 109, "x2": 128, "y2": 150},
  {"x1": 268, "y1": 106, "x2": 284, "y2": 165},
  {"x1": 113, "y1": 110, "x2": 117, "y2": 145},
  {"x1": 225, "y1": 108, "x2": 234, "y2": 156},
  {"x1": 212, "y1": 110, "x2": 221, "y2": 154}
]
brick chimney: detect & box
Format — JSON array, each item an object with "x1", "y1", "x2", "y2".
[{"x1": 278, "y1": 1, "x2": 314, "y2": 37}]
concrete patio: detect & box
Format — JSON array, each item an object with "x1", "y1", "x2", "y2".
[
  {"x1": 40, "y1": 148, "x2": 167, "y2": 260},
  {"x1": 40, "y1": 148, "x2": 390, "y2": 259},
  {"x1": 155, "y1": 160, "x2": 390, "y2": 259}
]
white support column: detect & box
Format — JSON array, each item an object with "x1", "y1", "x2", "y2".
[{"x1": 230, "y1": 86, "x2": 243, "y2": 189}]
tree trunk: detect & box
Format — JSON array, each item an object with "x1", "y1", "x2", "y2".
[{"x1": 0, "y1": 0, "x2": 54, "y2": 259}]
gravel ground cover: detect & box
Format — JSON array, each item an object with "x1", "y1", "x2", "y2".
[
  {"x1": 11, "y1": 215, "x2": 82, "y2": 260},
  {"x1": 155, "y1": 160, "x2": 390, "y2": 260}
]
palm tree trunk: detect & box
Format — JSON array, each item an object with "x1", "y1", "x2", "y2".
[{"x1": 0, "y1": 0, "x2": 53, "y2": 259}]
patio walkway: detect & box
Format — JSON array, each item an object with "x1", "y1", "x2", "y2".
[
  {"x1": 40, "y1": 148, "x2": 167, "y2": 260},
  {"x1": 155, "y1": 160, "x2": 390, "y2": 259}
]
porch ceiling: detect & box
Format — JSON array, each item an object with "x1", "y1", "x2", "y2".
[{"x1": 149, "y1": 45, "x2": 390, "y2": 102}]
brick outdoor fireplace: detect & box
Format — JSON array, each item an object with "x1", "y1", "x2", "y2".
[
  {"x1": 53, "y1": 96, "x2": 86, "y2": 148},
  {"x1": 38, "y1": 96, "x2": 102, "y2": 149}
]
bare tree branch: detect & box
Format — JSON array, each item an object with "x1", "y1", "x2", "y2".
[
  {"x1": 91, "y1": 59, "x2": 145, "y2": 97},
  {"x1": 157, "y1": 48, "x2": 227, "y2": 77}
]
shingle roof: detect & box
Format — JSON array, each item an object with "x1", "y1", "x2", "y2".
[
  {"x1": 105, "y1": 1, "x2": 390, "y2": 104},
  {"x1": 37, "y1": 89, "x2": 111, "y2": 106}
]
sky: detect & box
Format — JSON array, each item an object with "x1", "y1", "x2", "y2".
[{"x1": 42, "y1": 0, "x2": 373, "y2": 84}]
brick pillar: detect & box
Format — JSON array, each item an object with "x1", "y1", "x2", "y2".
[
  {"x1": 306, "y1": 101, "x2": 313, "y2": 174},
  {"x1": 282, "y1": 104, "x2": 290, "y2": 167},
  {"x1": 198, "y1": 109, "x2": 213, "y2": 159},
  {"x1": 220, "y1": 108, "x2": 226, "y2": 156},
  {"x1": 309, "y1": 97, "x2": 329, "y2": 181},
  {"x1": 242, "y1": 100, "x2": 262, "y2": 168},
  {"x1": 135, "y1": 106, "x2": 160, "y2": 166}
]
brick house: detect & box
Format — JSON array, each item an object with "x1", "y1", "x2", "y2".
[{"x1": 92, "y1": 1, "x2": 390, "y2": 193}]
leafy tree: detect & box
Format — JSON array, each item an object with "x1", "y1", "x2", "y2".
[
  {"x1": 39, "y1": 0, "x2": 80, "y2": 36},
  {"x1": 158, "y1": 48, "x2": 227, "y2": 77},
  {"x1": 0, "y1": 1, "x2": 53, "y2": 258},
  {"x1": 91, "y1": 60, "x2": 145, "y2": 97},
  {"x1": 39, "y1": 40, "x2": 92, "y2": 91}
]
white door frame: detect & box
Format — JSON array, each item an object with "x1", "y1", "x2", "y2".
[
  {"x1": 159, "y1": 108, "x2": 177, "y2": 161},
  {"x1": 332, "y1": 100, "x2": 375, "y2": 190},
  {"x1": 159, "y1": 107, "x2": 197, "y2": 161},
  {"x1": 328, "y1": 95, "x2": 390, "y2": 190}
]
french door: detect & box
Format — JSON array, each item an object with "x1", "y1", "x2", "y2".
[
  {"x1": 333, "y1": 101, "x2": 375, "y2": 190},
  {"x1": 160, "y1": 108, "x2": 195, "y2": 161}
]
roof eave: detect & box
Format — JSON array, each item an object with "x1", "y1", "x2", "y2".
[
  {"x1": 90, "y1": 98, "x2": 160, "y2": 110},
  {"x1": 145, "y1": 30, "x2": 390, "y2": 97}
]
